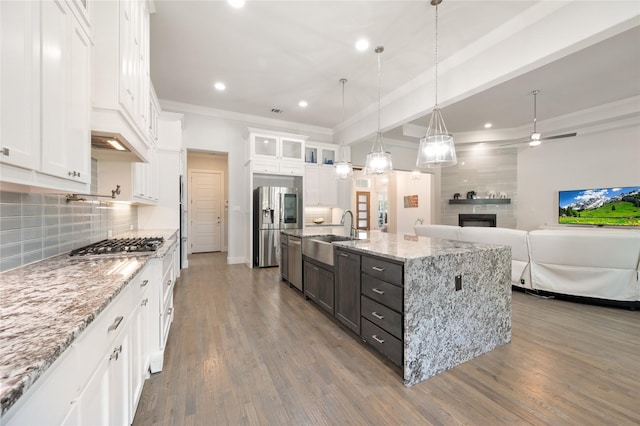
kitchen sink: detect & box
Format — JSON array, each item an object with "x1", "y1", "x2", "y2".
[{"x1": 302, "y1": 234, "x2": 355, "y2": 267}]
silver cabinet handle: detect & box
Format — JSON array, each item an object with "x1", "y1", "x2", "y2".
[
  {"x1": 141, "y1": 279, "x2": 149, "y2": 287},
  {"x1": 313, "y1": 266, "x2": 319, "y2": 271},
  {"x1": 167, "y1": 307, "x2": 173, "y2": 315},
  {"x1": 109, "y1": 344, "x2": 123, "y2": 361},
  {"x1": 372, "y1": 266, "x2": 385, "y2": 272},
  {"x1": 372, "y1": 335, "x2": 384, "y2": 344},
  {"x1": 108, "y1": 316, "x2": 123, "y2": 332},
  {"x1": 2, "y1": 147, "x2": 9, "y2": 156},
  {"x1": 372, "y1": 312, "x2": 384, "y2": 320},
  {"x1": 372, "y1": 288, "x2": 384, "y2": 295},
  {"x1": 141, "y1": 298, "x2": 148, "y2": 307},
  {"x1": 339, "y1": 252, "x2": 349, "y2": 257},
  {"x1": 167, "y1": 279, "x2": 172, "y2": 286}
]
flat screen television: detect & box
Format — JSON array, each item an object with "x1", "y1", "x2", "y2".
[{"x1": 558, "y1": 186, "x2": 640, "y2": 227}]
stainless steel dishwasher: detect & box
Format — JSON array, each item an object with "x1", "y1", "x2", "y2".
[{"x1": 287, "y1": 236, "x2": 302, "y2": 291}]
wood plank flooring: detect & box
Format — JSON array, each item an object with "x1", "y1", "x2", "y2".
[{"x1": 133, "y1": 253, "x2": 640, "y2": 425}]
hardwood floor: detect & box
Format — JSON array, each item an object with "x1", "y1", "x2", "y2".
[{"x1": 133, "y1": 253, "x2": 640, "y2": 425}]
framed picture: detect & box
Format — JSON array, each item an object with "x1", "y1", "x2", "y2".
[{"x1": 404, "y1": 195, "x2": 418, "y2": 208}]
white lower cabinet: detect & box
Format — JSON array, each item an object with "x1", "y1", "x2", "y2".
[
  {"x1": 149, "y1": 239, "x2": 178, "y2": 373},
  {"x1": 76, "y1": 328, "x2": 130, "y2": 426},
  {"x1": 2, "y1": 255, "x2": 176, "y2": 426}
]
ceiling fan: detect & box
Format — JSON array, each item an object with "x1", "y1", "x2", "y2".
[{"x1": 502, "y1": 90, "x2": 577, "y2": 148}]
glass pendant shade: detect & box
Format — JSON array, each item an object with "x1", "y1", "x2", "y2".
[
  {"x1": 416, "y1": 107, "x2": 457, "y2": 168},
  {"x1": 335, "y1": 79, "x2": 353, "y2": 179},
  {"x1": 364, "y1": 132, "x2": 393, "y2": 175},
  {"x1": 365, "y1": 46, "x2": 393, "y2": 176},
  {"x1": 416, "y1": 0, "x2": 457, "y2": 168}
]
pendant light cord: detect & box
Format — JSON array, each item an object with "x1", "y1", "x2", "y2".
[
  {"x1": 377, "y1": 50, "x2": 382, "y2": 134},
  {"x1": 434, "y1": 3, "x2": 439, "y2": 107}
]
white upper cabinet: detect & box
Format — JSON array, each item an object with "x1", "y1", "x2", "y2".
[
  {"x1": 249, "y1": 129, "x2": 307, "y2": 176},
  {"x1": 92, "y1": 0, "x2": 152, "y2": 162},
  {"x1": 0, "y1": 0, "x2": 91, "y2": 191},
  {"x1": 40, "y1": 0, "x2": 90, "y2": 184},
  {"x1": 0, "y1": 0, "x2": 39, "y2": 171}
]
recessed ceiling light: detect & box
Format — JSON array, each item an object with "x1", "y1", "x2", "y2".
[
  {"x1": 298, "y1": 100, "x2": 308, "y2": 108},
  {"x1": 214, "y1": 82, "x2": 226, "y2": 91},
  {"x1": 355, "y1": 39, "x2": 369, "y2": 52},
  {"x1": 227, "y1": 0, "x2": 245, "y2": 8},
  {"x1": 484, "y1": 123, "x2": 492, "y2": 128}
]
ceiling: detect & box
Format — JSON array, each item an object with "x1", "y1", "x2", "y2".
[{"x1": 150, "y1": 1, "x2": 640, "y2": 146}]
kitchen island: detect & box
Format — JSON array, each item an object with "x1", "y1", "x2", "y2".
[{"x1": 286, "y1": 229, "x2": 512, "y2": 387}]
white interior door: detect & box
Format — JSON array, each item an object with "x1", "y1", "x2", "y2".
[{"x1": 190, "y1": 171, "x2": 222, "y2": 253}]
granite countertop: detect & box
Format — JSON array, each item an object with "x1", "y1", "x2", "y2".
[
  {"x1": 0, "y1": 229, "x2": 178, "y2": 416},
  {"x1": 332, "y1": 232, "x2": 505, "y2": 263}
]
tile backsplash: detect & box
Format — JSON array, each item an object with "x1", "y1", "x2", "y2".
[{"x1": 0, "y1": 191, "x2": 138, "y2": 272}]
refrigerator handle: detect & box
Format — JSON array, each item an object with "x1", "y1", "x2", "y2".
[{"x1": 279, "y1": 193, "x2": 283, "y2": 226}]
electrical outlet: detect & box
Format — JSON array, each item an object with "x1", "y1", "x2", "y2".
[
  {"x1": 455, "y1": 275, "x2": 462, "y2": 291},
  {"x1": 520, "y1": 278, "x2": 525, "y2": 285}
]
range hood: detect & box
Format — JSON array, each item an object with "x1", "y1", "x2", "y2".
[{"x1": 91, "y1": 131, "x2": 146, "y2": 162}]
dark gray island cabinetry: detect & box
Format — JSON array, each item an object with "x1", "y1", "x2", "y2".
[
  {"x1": 335, "y1": 248, "x2": 361, "y2": 333},
  {"x1": 334, "y1": 233, "x2": 512, "y2": 387},
  {"x1": 360, "y1": 254, "x2": 404, "y2": 367},
  {"x1": 303, "y1": 258, "x2": 334, "y2": 314}
]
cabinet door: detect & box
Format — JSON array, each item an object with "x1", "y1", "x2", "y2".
[
  {"x1": 280, "y1": 243, "x2": 288, "y2": 280},
  {"x1": 304, "y1": 166, "x2": 320, "y2": 206},
  {"x1": 318, "y1": 166, "x2": 338, "y2": 206},
  {"x1": 280, "y1": 137, "x2": 304, "y2": 161},
  {"x1": 109, "y1": 331, "x2": 130, "y2": 426},
  {"x1": 251, "y1": 134, "x2": 278, "y2": 159},
  {"x1": 335, "y1": 249, "x2": 361, "y2": 333},
  {"x1": 40, "y1": 0, "x2": 89, "y2": 183},
  {"x1": 67, "y1": 16, "x2": 90, "y2": 183},
  {"x1": 40, "y1": 0, "x2": 69, "y2": 179},
  {"x1": 119, "y1": 0, "x2": 135, "y2": 117},
  {"x1": 0, "y1": 0, "x2": 39, "y2": 170},
  {"x1": 316, "y1": 265, "x2": 334, "y2": 314},
  {"x1": 78, "y1": 355, "x2": 110, "y2": 426},
  {"x1": 303, "y1": 260, "x2": 318, "y2": 301}
]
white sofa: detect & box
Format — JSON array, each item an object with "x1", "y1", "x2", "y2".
[
  {"x1": 528, "y1": 230, "x2": 640, "y2": 303},
  {"x1": 413, "y1": 224, "x2": 640, "y2": 306},
  {"x1": 414, "y1": 225, "x2": 531, "y2": 289}
]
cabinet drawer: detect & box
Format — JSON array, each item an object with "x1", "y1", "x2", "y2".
[
  {"x1": 361, "y1": 296, "x2": 402, "y2": 339},
  {"x1": 361, "y1": 318, "x2": 403, "y2": 367},
  {"x1": 74, "y1": 282, "x2": 134, "y2": 383},
  {"x1": 361, "y1": 274, "x2": 403, "y2": 312},
  {"x1": 361, "y1": 255, "x2": 403, "y2": 286}
]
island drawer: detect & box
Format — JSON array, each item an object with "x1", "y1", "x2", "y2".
[
  {"x1": 361, "y1": 296, "x2": 402, "y2": 339},
  {"x1": 361, "y1": 275, "x2": 403, "y2": 312},
  {"x1": 361, "y1": 255, "x2": 403, "y2": 286},
  {"x1": 361, "y1": 318, "x2": 402, "y2": 367}
]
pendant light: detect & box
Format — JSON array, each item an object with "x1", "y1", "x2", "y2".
[
  {"x1": 416, "y1": 0, "x2": 457, "y2": 168},
  {"x1": 529, "y1": 90, "x2": 542, "y2": 146},
  {"x1": 364, "y1": 46, "x2": 393, "y2": 175},
  {"x1": 334, "y1": 78, "x2": 353, "y2": 179}
]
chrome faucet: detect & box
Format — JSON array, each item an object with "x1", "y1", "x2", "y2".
[{"x1": 340, "y1": 209, "x2": 358, "y2": 239}]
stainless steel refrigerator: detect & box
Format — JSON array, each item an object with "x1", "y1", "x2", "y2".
[{"x1": 253, "y1": 186, "x2": 301, "y2": 267}]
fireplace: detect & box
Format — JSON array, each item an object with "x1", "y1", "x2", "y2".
[{"x1": 459, "y1": 214, "x2": 497, "y2": 227}]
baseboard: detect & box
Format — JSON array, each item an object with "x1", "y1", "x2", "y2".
[{"x1": 226, "y1": 256, "x2": 245, "y2": 264}]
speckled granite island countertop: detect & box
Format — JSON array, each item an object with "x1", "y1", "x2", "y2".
[
  {"x1": 0, "y1": 229, "x2": 178, "y2": 416},
  {"x1": 334, "y1": 232, "x2": 512, "y2": 386}
]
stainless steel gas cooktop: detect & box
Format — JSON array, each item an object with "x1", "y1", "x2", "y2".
[{"x1": 69, "y1": 237, "x2": 164, "y2": 257}]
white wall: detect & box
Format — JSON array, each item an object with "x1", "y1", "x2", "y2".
[
  {"x1": 517, "y1": 123, "x2": 640, "y2": 230},
  {"x1": 138, "y1": 115, "x2": 182, "y2": 231},
  {"x1": 391, "y1": 171, "x2": 432, "y2": 235},
  {"x1": 179, "y1": 113, "x2": 246, "y2": 263}
]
